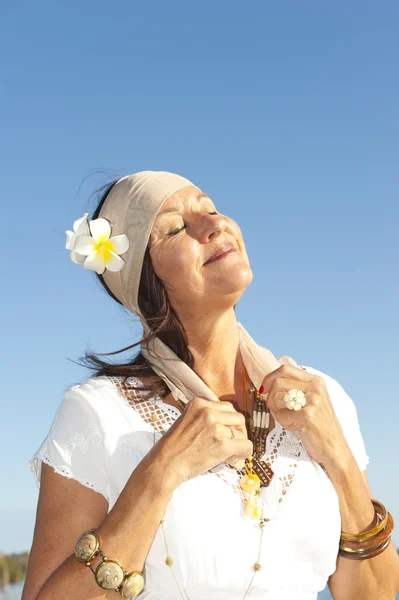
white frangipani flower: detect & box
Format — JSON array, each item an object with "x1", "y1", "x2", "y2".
[
  {"x1": 65, "y1": 213, "x2": 90, "y2": 265},
  {"x1": 65, "y1": 214, "x2": 129, "y2": 274}
]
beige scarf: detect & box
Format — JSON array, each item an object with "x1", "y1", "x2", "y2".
[{"x1": 99, "y1": 171, "x2": 299, "y2": 434}]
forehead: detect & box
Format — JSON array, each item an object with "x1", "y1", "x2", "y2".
[{"x1": 157, "y1": 185, "x2": 211, "y2": 214}]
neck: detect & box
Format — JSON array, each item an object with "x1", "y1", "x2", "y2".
[{"x1": 180, "y1": 307, "x2": 246, "y2": 404}]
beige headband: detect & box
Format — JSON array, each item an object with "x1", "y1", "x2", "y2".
[{"x1": 99, "y1": 170, "x2": 196, "y2": 316}]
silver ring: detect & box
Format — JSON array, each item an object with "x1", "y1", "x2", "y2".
[{"x1": 284, "y1": 389, "x2": 307, "y2": 411}]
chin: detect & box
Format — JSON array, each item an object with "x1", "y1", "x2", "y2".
[
  {"x1": 233, "y1": 263, "x2": 253, "y2": 286},
  {"x1": 219, "y1": 266, "x2": 254, "y2": 296}
]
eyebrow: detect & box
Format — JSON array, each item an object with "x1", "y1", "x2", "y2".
[{"x1": 156, "y1": 193, "x2": 211, "y2": 217}]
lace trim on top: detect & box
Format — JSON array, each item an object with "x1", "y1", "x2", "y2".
[
  {"x1": 29, "y1": 453, "x2": 107, "y2": 496},
  {"x1": 101, "y1": 375, "x2": 303, "y2": 520}
]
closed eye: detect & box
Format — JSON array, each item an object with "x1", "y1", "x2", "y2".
[
  {"x1": 168, "y1": 224, "x2": 187, "y2": 236},
  {"x1": 168, "y1": 212, "x2": 219, "y2": 236}
]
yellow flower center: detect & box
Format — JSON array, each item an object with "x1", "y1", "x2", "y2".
[{"x1": 94, "y1": 239, "x2": 115, "y2": 262}]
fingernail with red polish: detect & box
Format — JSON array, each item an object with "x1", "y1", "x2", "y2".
[{"x1": 259, "y1": 385, "x2": 264, "y2": 394}]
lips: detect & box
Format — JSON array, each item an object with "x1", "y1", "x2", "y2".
[{"x1": 204, "y1": 242, "x2": 237, "y2": 265}]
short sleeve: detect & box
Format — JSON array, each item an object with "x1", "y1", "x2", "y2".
[
  {"x1": 302, "y1": 366, "x2": 370, "y2": 472},
  {"x1": 28, "y1": 380, "x2": 110, "y2": 503}
]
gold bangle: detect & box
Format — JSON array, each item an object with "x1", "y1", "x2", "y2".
[
  {"x1": 338, "y1": 506, "x2": 394, "y2": 562},
  {"x1": 74, "y1": 529, "x2": 145, "y2": 598},
  {"x1": 340, "y1": 499, "x2": 388, "y2": 543},
  {"x1": 339, "y1": 533, "x2": 391, "y2": 555},
  {"x1": 339, "y1": 510, "x2": 394, "y2": 550},
  {"x1": 339, "y1": 536, "x2": 391, "y2": 561}
]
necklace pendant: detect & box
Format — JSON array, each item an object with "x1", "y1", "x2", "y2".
[
  {"x1": 240, "y1": 472, "x2": 261, "y2": 494},
  {"x1": 249, "y1": 391, "x2": 270, "y2": 460},
  {"x1": 251, "y1": 457, "x2": 274, "y2": 487},
  {"x1": 244, "y1": 493, "x2": 263, "y2": 519}
]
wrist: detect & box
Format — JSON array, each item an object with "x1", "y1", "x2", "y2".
[
  {"x1": 143, "y1": 437, "x2": 183, "y2": 494},
  {"x1": 322, "y1": 443, "x2": 355, "y2": 479},
  {"x1": 323, "y1": 449, "x2": 376, "y2": 533}
]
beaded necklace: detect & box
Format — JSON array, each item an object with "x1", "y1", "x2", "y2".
[{"x1": 157, "y1": 367, "x2": 273, "y2": 600}]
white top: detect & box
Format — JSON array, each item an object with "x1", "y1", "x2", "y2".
[{"x1": 28, "y1": 365, "x2": 369, "y2": 600}]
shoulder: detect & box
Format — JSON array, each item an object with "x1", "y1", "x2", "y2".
[
  {"x1": 61, "y1": 376, "x2": 120, "y2": 409},
  {"x1": 60, "y1": 374, "x2": 159, "y2": 418},
  {"x1": 300, "y1": 365, "x2": 341, "y2": 389},
  {"x1": 63, "y1": 374, "x2": 149, "y2": 402},
  {"x1": 300, "y1": 364, "x2": 370, "y2": 471},
  {"x1": 299, "y1": 365, "x2": 357, "y2": 414},
  {"x1": 279, "y1": 361, "x2": 356, "y2": 412}
]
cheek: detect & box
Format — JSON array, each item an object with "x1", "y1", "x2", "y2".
[
  {"x1": 227, "y1": 220, "x2": 248, "y2": 259},
  {"x1": 226, "y1": 217, "x2": 242, "y2": 239},
  {"x1": 150, "y1": 239, "x2": 199, "y2": 280}
]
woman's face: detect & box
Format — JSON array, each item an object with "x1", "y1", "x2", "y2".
[{"x1": 149, "y1": 185, "x2": 253, "y2": 314}]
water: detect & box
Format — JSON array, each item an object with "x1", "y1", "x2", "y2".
[{"x1": 0, "y1": 581, "x2": 24, "y2": 600}]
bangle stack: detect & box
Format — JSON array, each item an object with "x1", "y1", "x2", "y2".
[
  {"x1": 74, "y1": 529, "x2": 145, "y2": 598},
  {"x1": 339, "y1": 499, "x2": 394, "y2": 560}
]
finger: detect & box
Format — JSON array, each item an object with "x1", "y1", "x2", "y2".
[
  {"x1": 265, "y1": 378, "x2": 311, "y2": 412},
  {"x1": 274, "y1": 408, "x2": 305, "y2": 433},
  {"x1": 226, "y1": 439, "x2": 254, "y2": 460},
  {"x1": 223, "y1": 426, "x2": 248, "y2": 441},
  {"x1": 201, "y1": 398, "x2": 242, "y2": 412},
  {"x1": 260, "y1": 364, "x2": 313, "y2": 394},
  {"x1": 216, "y1": 399, "x2": 243, "y2": 412},
  {"x1": 217, "y1": 411, "x2": 247, "y2": 429}
]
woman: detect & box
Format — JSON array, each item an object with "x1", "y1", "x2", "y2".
[{"x1": 23, "y1": 171, "x2": 399, "y2": 600}]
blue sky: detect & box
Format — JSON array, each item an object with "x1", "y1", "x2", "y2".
[{"x1": 1, "y1": 1, "x2": 398, "y2": 552}]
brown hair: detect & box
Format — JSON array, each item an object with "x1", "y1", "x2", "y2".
[{"x1": 80, "y1": 180, "x2": 194, "y2": 399}]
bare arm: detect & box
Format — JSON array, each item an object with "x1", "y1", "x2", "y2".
[
  {"x1": 23, "y1": 396, "x2": 251, "y2": 600},
  {"x1": 327, "y1": 460, "x2": 399, "y2": 600},
  {"x1": 23, "y1": 439, "x2": 177, "y2": 600}
]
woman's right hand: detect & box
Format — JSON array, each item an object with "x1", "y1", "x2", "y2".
[{"x1": 156, "y1": 397, "x2": 253, "y2": 487}]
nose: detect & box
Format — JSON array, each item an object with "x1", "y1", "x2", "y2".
[{"x1": 197, "y1": 213, "x2": 227, "y2": 242}]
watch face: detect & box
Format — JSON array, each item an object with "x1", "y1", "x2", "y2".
[
  {"x1": 75, "y1": 531, "x2": 98, "y2": 562},
  {"x1": 95, "y1": 560, "x2": 125, "y2": 590},
  {"x1": 121, "y1": 572, "x2": 145, "y2": 598}
]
